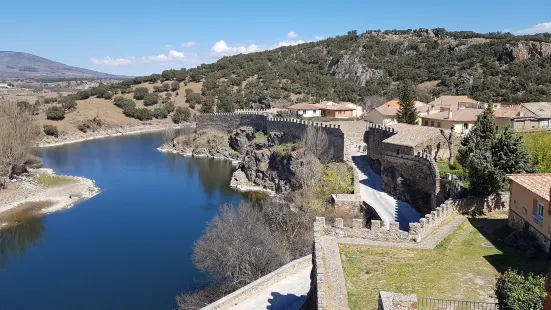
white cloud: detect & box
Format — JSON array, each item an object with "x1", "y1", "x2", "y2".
[
  {"x1": 143, "y1": 50, "x2": 186, "y2": 62},
  {"x1": 182, "y1": 41, "x2": 197, "y2": 47},
  {"x1": 90, "y1": 56, "x2": 135, "y2": 66},
  {"x1": 315, "y1": 36, "x2": 324, "y2": 41},
  {"x1": 277, "y1": 40, "x2": 306, "y2": 47},
  {"x1": 510, "y1": 22, "x2": 551, "y2": 35},
  {"x1": 211, "y1": 40, "x2": 262, "y2": 56},
  {"x1": 287, "y1": 31, "x2": 298, "y2": 38}
]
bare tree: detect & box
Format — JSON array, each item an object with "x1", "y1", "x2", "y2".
[
  {"x1": 292, "y1": 150, "x2": 322, "y2": 190},
  {"x1": 163, "y1": 120, "x2": 176, "y2": 144},
  {"x1": 440, "y1": 127, "x2": 456, "y2": 164},
  {"x1": 0, "y1": 101, "x2": 38, "y2": 188},
  {"x1": 301, "y1": 125, "x2": 332, "y2": 163}
]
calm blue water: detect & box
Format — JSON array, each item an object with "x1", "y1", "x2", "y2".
[{"x1": 0, "y1": 133, "x2": 245, "y2": 310}]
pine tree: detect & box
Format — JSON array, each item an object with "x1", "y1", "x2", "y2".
[
  {"x1": 396, "y1": 83, "x2": 419, "y2": 125},
  {"x1": 458, "y1": 104, "x2": 535, "y2": 195}
]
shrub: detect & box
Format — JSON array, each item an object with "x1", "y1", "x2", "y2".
[
  {"x1": 114, "y1": 99, "x2": 136, "y2": 110},
  {"x1": 170, "y1": 81, "x2": 180, "y2": 92},
  {"x1": 495, "y1": 269, "x2": 545, "y2": 310},
  {"x1": 133, "y1": 87, "x2": 149, "y2": 100},
  {"x1": 77, "y1": 117, "x2": 104, "y2": 133},
  {"x1": 43, "y1": 125, "x2": 59, "y2": 137},
  {"x1": 61, "y1": 99, "x2": 77, "y2": 111},
  {"x1": 45, "y1": 106, "x2": 65, "y2": 120},
  {"x1": 172, "y1": 107, "x2": 190, "y2": 124},
  {"x1": 44, "y1": 97, "x2": 58, "y2": 104},
  {"x1": 143, "y1": 93, "x2": 159, "y2": 106},
  {"x1": 153, "y1": 107, "x2": 168, "y2": 119},
  {"x1": 113, "y1": 96, "x2": 125, "y2": 105},
  {"x1": 123, "y1": 106, "x2": 153, "y2": 121},
  {"x1": 73, "y1": 90, "x2": 91, "y2": 100},
  {"x1": 164, "y1": 101, "x2": 175, "y2": 113},
  {"x1": 103, "y1": 91, "x2": 113, "y2": 100}
]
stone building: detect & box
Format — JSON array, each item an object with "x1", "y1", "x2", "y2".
[{"x1": 365, "y1": 123, "x2": 460, "y2": 214}]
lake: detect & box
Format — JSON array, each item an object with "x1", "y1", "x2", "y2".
[{"x1": 0, "y1": 132, "x2": 245, "y2": 310}]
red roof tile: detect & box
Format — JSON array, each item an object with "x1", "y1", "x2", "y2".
[{"x1": 508, "y1": 173, "x2": 551, "y2": 201}]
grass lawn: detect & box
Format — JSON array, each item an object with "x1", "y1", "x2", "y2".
[
  {"x1": 36, "y1": 175, "x2": 77, "y2": 187},
  {"x1": 340, "y1": 212, "x2": 549, "y2": 310},
  {"x1": 254, "y1": 131, "x2": 268, "y2": 142}
]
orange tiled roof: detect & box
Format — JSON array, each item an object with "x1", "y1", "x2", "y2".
[
  {"x1": 495, "y1": 106, "x2": 522, "y2": 118},
  {"x1": 287, "y1": 103, "x2": 320, "y2": 110},
  {"x1": 508, "y1": 173, "x2": 551, "y2": 201}
]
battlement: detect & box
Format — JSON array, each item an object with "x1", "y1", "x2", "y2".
[{"x1": 267, "y1": 117, "x2": 341, "y2": 129}]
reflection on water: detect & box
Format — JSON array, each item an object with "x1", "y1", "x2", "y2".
[{"x1": 0, "y1": 216, "x2": 45, "y2": 270}]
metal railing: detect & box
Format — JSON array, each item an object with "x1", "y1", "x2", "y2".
[{"x1": 418, "y1": 297, "x2": 499, "y2": 310}]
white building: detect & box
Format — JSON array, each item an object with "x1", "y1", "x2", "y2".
[{"x1": 287, "y1": 103, "x2": 322, "y2": 118}]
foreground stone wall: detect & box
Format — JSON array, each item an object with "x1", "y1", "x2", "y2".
[
  {"x1": 321, "y1": 199, "x2": 458, "y2": 243},
  {"x1": 195, "y1": 112, "x2": 345, "y2": 161},
  {"x1": 378, "y1": 292, "x2": 418, "y2": 310}
]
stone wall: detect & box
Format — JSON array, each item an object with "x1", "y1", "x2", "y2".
[
  {"x1": 509, "y1": 209, "x2": 551, "y2": 252},
  {"x1": 331, "y1": 194, "x2": 362, "y2": 215},
  {"x1": 365, "y1": 124, "x2": 441, "y2": 213},
  {"x1": 378, "y1": 292, "x2": 418, "y2": 310},
  {"x1": 301, "y1": 218, "x2": 328, "y2": 310},
  {"x1": 320, "y1": 199, "x2": 458, "y2": 243},
  {"x1": 195, "y1": 112, "x2": 345, "y2": 161}
]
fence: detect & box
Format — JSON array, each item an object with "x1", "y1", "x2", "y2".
[{"x1": 418, "y1": 297, "x2": 498, "y2": 310}]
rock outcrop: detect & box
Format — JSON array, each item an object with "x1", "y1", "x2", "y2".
[
  {"x1": 229, "y1": 126, "x2": 255, "y2": 153},
  {"x1": 501, "y1": 41, "x2": 551, "y2": 62}
]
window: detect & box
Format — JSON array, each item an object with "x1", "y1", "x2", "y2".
[
  {"x1": 534, "y1": 201, "x2": 544, "y2": 224},
  {"x1": 431, "y1": 121, "x2": 434, "y2": 127},
  {"x1": 437, "y1": 122, "x2": 441, "y2": 128},
  {"x1": 463, "y1": 123, "x2": 469, "y2": 129},
  {"x1": 423, "y1": 120, "x2": 428, "y2": 126},
  {"x1": 537, "y1": 202, "x2": 544, "y2": 218},
  {"x1": 396, "y1": 149, "x2": 400, "y2": 155}
]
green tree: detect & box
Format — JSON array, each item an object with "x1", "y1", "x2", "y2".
[
  {"x1": 396, "y1": 83, "x2": 419, "y2": 124},
  {"x1": 43, "y1": 125, "x2": 59, "y2": 137},
  {"x1": 133, "y1": 87, "x2": 149, "y2": 100},
  {"x1": 45, "y1": 106, "x2": 65, "y2": 120},
  {"x1": 170, "y1": 81, "x2": 180, "y2": 92},
  {"x1": 143, "y1": 94, "x2": 159, "y2": 106},
  {"x1": 492, "y1": 127, "x2": 533, "y2": 174},
  {"x1": 172, "y1": 107, "x2": 191, "y2": 124},
  {"x1": 495, "y1": 269, "x2": 545, "y2": 310}
]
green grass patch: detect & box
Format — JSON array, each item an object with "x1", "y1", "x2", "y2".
[
  {"x1": 273, "y1": 142, "x2": 295, "y2": 156},
  {"x1": 254, "y1": 131, "x2": 268, "y2": 142},
  {"x1": 36, "y1": 175, "x2": 77, "y2": 187},
  {"x1": 340, "y1": 213, "x2": 548, "y2": 310}
]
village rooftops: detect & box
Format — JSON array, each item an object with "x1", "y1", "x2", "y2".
[
  {"x1": 421, "y1": 109, "x2": 484, "y2": 121},
  {"x1": 287, "y1": 103, "x2": 320, "y2": 110},
  {"x1": 383, "y1": 123, "x2": 446, "y2": 147},
  {"x1": 508, "y1": 173, "x2": 551, "y2": 201},
  {"x1": 375, "y1": 101, "x2": 427, "y2": 116},
  {"x1": 314, "y1": 101, "x2": 356, "y2": 110},
  {"x1": 427, "y1": 96, "x2": 478, "y2": 110},
  {"x1": 522, "y1": 102, "x2": 551, "y2": 118}
]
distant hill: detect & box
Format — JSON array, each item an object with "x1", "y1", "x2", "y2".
[
  {"x1": 124, "y1": 28, "x2": 551, "y2": 108},
  {"x1": 0, "y1": 51, "x2": 124, "y2": 80}
]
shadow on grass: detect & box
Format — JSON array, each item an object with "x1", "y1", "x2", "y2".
[{"x1": 468, "y1": 217, "x2": 549, "y2": 275}]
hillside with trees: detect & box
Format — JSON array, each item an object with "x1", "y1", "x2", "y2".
[{"x1": 108, "y1": 28, "x2": 551, "y2": 113}]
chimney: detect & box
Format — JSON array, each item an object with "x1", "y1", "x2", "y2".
[{"x1": 447, "y1": 110, "x2": 453, "y2": 119}]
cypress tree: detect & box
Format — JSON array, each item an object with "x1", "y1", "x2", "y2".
[{"x1": 396, "y1": 83, "x2": 419, "y2": 125}]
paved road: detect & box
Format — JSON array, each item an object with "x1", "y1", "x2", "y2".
[
  {"x1": 349, "y1": 148, "x2": 420, "y2": 230},
  {"x1": 229, "y1": 265, "x2": 311, "y2": 310}
]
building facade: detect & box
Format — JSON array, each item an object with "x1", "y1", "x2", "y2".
[{"x1": 508, "y1": 173, "x2": 551, "y2": 252}]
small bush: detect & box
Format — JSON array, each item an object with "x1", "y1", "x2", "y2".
[
  {"x1": 113, "y1": 96, "x2": 125, "y2": 105},
  {"x1": 43, "y1": 125, "x2": 59, "y2": 137},
  {"x1": 44, "y1": 97, "x2": 58, "y2": 104},
  {"x1": 103, "y1": 91, "x2": 113, "y2": 100},
  {"x1": 172, "y1": 107, "x2": 190, "y2": 124},
  {"x1": 143, "y1": 93, "x2": 159, "y2": 106},
  {"x1": 495, "y1": 269, "x2": 545, "y2": 310},
  {"x1": 153, "y1": 107, "x2": 168, "y2": 119},
  {"x1": 123, "y1": 106, "x2": 153, "y2": 121},
  {"x1": 77, "y1": 117, "x2": 104, "y2": 133},
  {"x1": 164, "y1": 101, "x2": 175, "y2": 113},
  {"x1": 73, "y1": 90, "x2": 91, "y2": 100},
  {"x1": 133, "y1": 87, "x2": 149, "y2": 100},
  {"x1": 45, "y1": 106, "x2": 65, "y2": 120},
  {"x1": 61, "y1": 99, "x2": 77, "y2": 111},
  {"x1": 170, "y1": 81, "x2": 180, "y2": 92},
  {"x1": 114, "y1": 99, "x2": 136, "y2": 110}
]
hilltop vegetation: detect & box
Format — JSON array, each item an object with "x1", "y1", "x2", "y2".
[{"x1": 107, "y1": 28, "x2": 551, "y2": 112}]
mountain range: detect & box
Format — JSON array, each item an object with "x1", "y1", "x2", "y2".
[{"x1": 0, "y1": 51, "x2": 123, "y2": 80}]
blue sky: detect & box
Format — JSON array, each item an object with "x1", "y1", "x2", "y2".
[{"x1": 1, "y1": 0, "x2": 550, "y2": 76}]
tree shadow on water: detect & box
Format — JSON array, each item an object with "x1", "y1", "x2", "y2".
[
  {"x1": 0, "y1": 215, "x2": 45, "y2": 270},
  {"x1": 267, "y1": 292, "x2": 306, "y2": 310},
  {"x1": 468, "y1": 217, "x2": 549, "y2": 276}
]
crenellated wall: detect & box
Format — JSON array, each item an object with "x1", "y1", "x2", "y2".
[
  {"x1": 365, "y1": 124, "x2": 441, "y2": 213},
  {"x1": 195, "y1": 112, "x2": 345, "y2": 161}
]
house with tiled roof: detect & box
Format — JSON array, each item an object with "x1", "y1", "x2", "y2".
[
  {"x1": 420, "y1": 109, "x2": 484, "y2": 135},
  {"x1": 313, "y1": 101, "x2": 363, "y2": 118},
  {"x1": 508, "y1": 173, "x2": 551, "y2": 252},
  {"x1": 366, "y1": 100, "x2": 427, "y2": 126},
  {"x1": 286, "y1": 103, "x2": 322, "y2": 118}
]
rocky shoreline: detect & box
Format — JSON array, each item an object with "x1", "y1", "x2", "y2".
[
  {"x1": 0, "y1": 168, "x2": 100, "y2": 229},
  {"x1": 39, "y1": 123, "x2": 191, "y2": 148}
]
